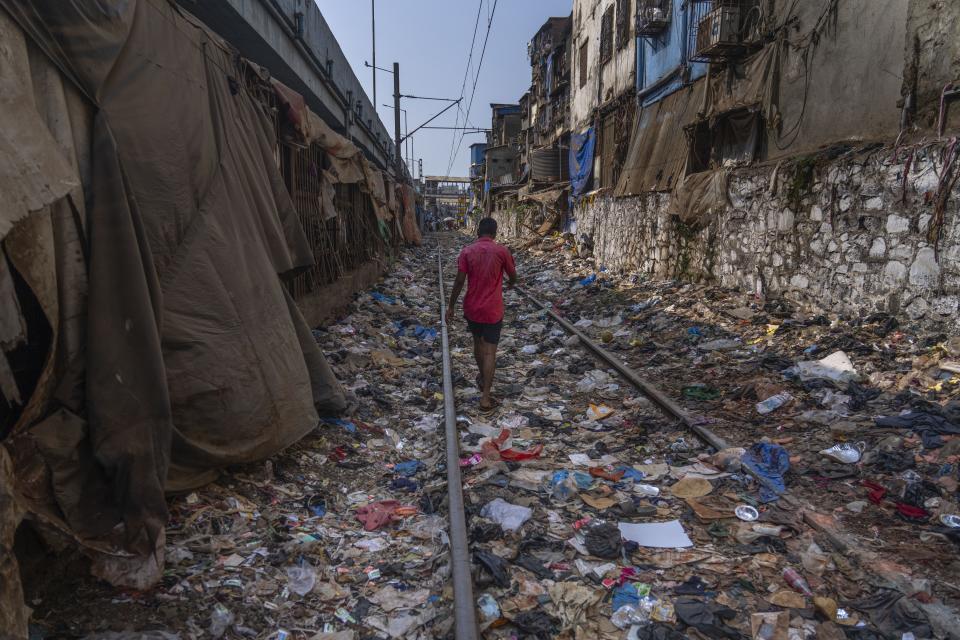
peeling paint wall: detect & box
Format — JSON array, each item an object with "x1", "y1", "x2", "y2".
[
  {"x1": 495, "y1": 145, "x2": 960, "y2": 326},
  {"x1": 571, "y1": 0, "x2": 636, "y2": 130}
]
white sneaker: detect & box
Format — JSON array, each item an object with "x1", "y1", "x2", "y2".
[{"x1": 819, "y1": 441, "x2": 865, "y2": 464}]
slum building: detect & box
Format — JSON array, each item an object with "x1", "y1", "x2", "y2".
[
  {"x1": 515, "y1": 15, "x2": 576, "y2": 237},
  {"x1": 492, "y1": 0, "x2": 960, "y2": 328},
  {"x1": 484, "y1": 103, "x2": 524, "y2": 215},
  {"x1": 469, "y1": 141, "x2": 488, "y2": 213}
]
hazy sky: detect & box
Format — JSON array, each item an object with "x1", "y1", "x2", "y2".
[{"x1": 316, "y1": 0, "x2": 572, "y2": 178}]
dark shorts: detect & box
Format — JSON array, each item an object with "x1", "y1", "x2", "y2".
[{"x1": 466, "y1": 318, "x2": 503, "y2": 345}]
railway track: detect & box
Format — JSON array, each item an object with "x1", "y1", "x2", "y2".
[{"x1": 433, "y1": 234, "x2": 740, "y2": 636}]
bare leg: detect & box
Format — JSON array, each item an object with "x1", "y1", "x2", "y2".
[
  {"x1": 472, "y1": 334, "x2": 484, "y2": 388},
  {"x1": 480, "y1": 340, "x2": 497, "y2": 409}
]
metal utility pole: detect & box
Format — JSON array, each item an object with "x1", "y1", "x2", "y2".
[
  {"x1": 405, "y1": 110, "x2": 410, "y2": 174},
  {"x1": 371, "y1": 0, "x2": 376, "y2": 109},
  {"x1": 393, "y1": 62, "x2": 403, "y2": 181}
]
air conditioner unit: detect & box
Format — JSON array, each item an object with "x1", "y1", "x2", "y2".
[
  {"x1": 636, "y1": 0, "x2": 671, "y2": 36},
  {"x1": 695, "y1": 5, "x2": 742, "y2": 59}
]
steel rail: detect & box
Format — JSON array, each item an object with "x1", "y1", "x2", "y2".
[
  {"x1": 512, "y1": 284, "x2": 730, "y2": 452},
  {"x1": 436, "y1": 245, "x2": 479, "y2": 640}
]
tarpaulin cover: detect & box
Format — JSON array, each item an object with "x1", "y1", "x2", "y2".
[
  {"x1": 0, "y1": 0, "x2": 346, "y2": 579},
  {"x1": 569, "y1": 127, "x2": 595, "y2": 196},
  {"x1": 303, "y1": 110, "x2": 365, "y2": 184},
  {"x1": 667, "y1": 170, "x2": 729, "y2": 228},
  {"x1": 616, "y1": 82, "x2": 704, "y2": 195},
  {"x1": 399, "y1": 184, "x2": 422, "y2": 246},
  {"x1": 0, "y1": 446, "x2": 27, "y2": 639},
  {"x1": 272, "y1": 78, "x2": 309, "y2": 141},
  {"x1": 703, "y1": 43, "x2": 780, "y2": 124}
]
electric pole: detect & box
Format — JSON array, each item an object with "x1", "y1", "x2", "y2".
[
  {"x1": 371, "y1": 0, "x2": 376, "y2": 109},
  {"x1": 393, "y1": 62, "x2": 403, "y2": 181}
]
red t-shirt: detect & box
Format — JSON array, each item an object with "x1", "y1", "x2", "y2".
[{"x1": 457, "y1": 237, "x2": 516, "y2": 323}]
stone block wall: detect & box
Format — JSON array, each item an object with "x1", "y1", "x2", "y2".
[{"x1": 495, "y1": 144, "x2": 960, "y2": 326}]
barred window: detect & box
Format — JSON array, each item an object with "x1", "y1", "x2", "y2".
[
  {"x1": 616, "y1": 0, "x2": 631, "y2": 49},
  {"x1": 600, "y1": 6, "x2": 614, "y2": 64}
]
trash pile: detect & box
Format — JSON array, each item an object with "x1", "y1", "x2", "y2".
[
  {"x1": 24, "y1": 233, "x2": 960, "y2": 640},
  {"x1": 26, "y1": 251, "x2": 458, "y2": 639},
  {"x1": 446, "y1": 232, "x2": 959, "y2": 639}
]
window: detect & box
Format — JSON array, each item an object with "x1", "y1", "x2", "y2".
[
  {"x1": 616, "y1": 0, "x2": 631, "y2": 49},
  {"x1": 600, "y1": 6, "x2": 614, "y2": 64},
  {"x1": 599, "y1": 112, "x2": 617, "y2": 188},
  {"x1": 687, "y1": 108, "x2": 766, "y2": 173},
  {"x1": 578, "y1": 40, "x2": 588, "y2": 88}
]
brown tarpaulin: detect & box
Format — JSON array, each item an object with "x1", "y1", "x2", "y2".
[
  {"x1": 399, "y1": 184, "x2": 422, "y2": 246},
  {"x1": 0, "y1": 0, "x2": 346, "y2": 583},
  {"x1": 703, "y1": 43, "x2": 781, "y2": 125},
  {"x1": 615, "y1": 81, "x2": 705, "y2": 195},
  {"x1": 667, "y1": 170, "x2": 729, "y2": 228}
]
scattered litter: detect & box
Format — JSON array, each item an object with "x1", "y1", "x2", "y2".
[
  {"x1": 618, "y1": 521, "x2": 693, "y2": 548},
  {"x1": 480, "y1": 498, "x2": 532, "y2": 532},
  {"x1": 734, "y1": 505, "x2": 759, "y2": 521}
]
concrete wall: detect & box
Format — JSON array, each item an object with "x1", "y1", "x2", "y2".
[
  {"x1": 571, "y1": 0, "x2": 637, "y2": 129},
  {"x1": 180, "y1": 0, "x2": 394, "y2": 170},
  {"x1": 767, "y1": 0, "x2": 909, "y2": 160},
  {"x1": 496, "y1": 145, "x2": 960, "y2": 325}
]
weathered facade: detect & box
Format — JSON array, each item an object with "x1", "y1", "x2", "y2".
[
  {"x1": 492, "y1": 0, "x2": 960, "y2": 325},
  {"x1": 571, "y1": 0, "x2": 638, "y2": 129}
]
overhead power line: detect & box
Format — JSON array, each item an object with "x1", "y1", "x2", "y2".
[
  {"x1": 446, "y1": 0, "x2": 498, "y2": 177},
  {"x1": 444, "y1": 0, "x2": 485, "y2": 177}
]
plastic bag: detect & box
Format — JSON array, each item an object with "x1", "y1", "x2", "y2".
[
  {"x1": 209, "y1": 604, "x2": 234, "y2": 639},
  {"x1": 285, "y1": 563, "x2": 316, "y2": 596},
  {"x1": 481, "y1": 498, "x2": 532, "y2": 532}
]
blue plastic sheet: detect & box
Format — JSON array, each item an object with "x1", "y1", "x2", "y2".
[
  {"x1": 741, "y1": 443, "x2": 790, "y2": 503},
  {"x1": 612, "y1": 583, "x2": 640, "y2": 611},
  {"x1": 616, "y1": 466, "x2": 647, "y2": 482},
  {"x1": 323, "y1": 418, "x2": 357, "y2": 434},
  {"x1": 393, "y1": 322, "x2": 438, "y2": 341},
  {"x1": 572, "y1": 471, "x2": 594, "y2": 489},
  {"x1": 394, "y1": 460, "x2": 424, "y2": 477},
  {"x1": 371, "y1": 292, "x2": 397, "y2": 304},
  {"x1": 569, "y1": 127, "x2": 595, "y2": 196}
]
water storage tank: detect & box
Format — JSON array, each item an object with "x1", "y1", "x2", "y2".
[{"x1": 530, "y1": 146, "x2": 569, "y2": 182}]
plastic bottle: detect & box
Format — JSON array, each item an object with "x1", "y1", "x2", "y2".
[
  {"x1": 286, "y1": 563, "x2": 317, "y2": 596},
  {"x1": 548, "y1": 470, "x2": 574, "y2": 501},
  {"x1": 209, "y1": 604, "x2": 234, "y2": 639},
  {"x1": 477, "y1": 593, "x2": 501, "y2": 621},
  {"x1": 782, "y1": 567, "x2": 813, "y2": 596},
  {"x1": 634, "y1": 484, "x2": 660, "y2": 497},
  {"x1": 756, "y1": 392, "x2": 793, "y2": 415}
]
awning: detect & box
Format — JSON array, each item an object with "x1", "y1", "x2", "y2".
[
  {"x1": 615, "y1": 81, "x2": 705, "y2": 195},
  {"x1": 520, "y1": 186, "x2": 567, "y2": 207}
]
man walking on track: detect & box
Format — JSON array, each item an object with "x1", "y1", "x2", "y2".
[{"x1": 446, "y1": 218, "x2": 517, "y2": 412}]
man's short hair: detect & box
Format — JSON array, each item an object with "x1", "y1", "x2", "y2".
[{"x1": 477, "y1": 217, "x2": 497, "y2": 237}]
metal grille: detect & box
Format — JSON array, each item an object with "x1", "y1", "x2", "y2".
[
  {"x1": 687, "y1": 1, "x2": 715, "y2": 65},
  {"x1": 600, "y1": 6, "x2": 615, "y2": 64},
  {"x1": 616, "y1": 0, "x2": 632, "y2": 49},
  {"x1": 241, "y1": 66, "x2": 393, "y2": 302},
  {"x1": 285, "y1": 143, "x2": 389, "y2": 299}
]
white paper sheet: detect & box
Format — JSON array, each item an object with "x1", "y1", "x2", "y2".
[{"x1": 618, "y1": 520, "x2": 693, "y2": 549}]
